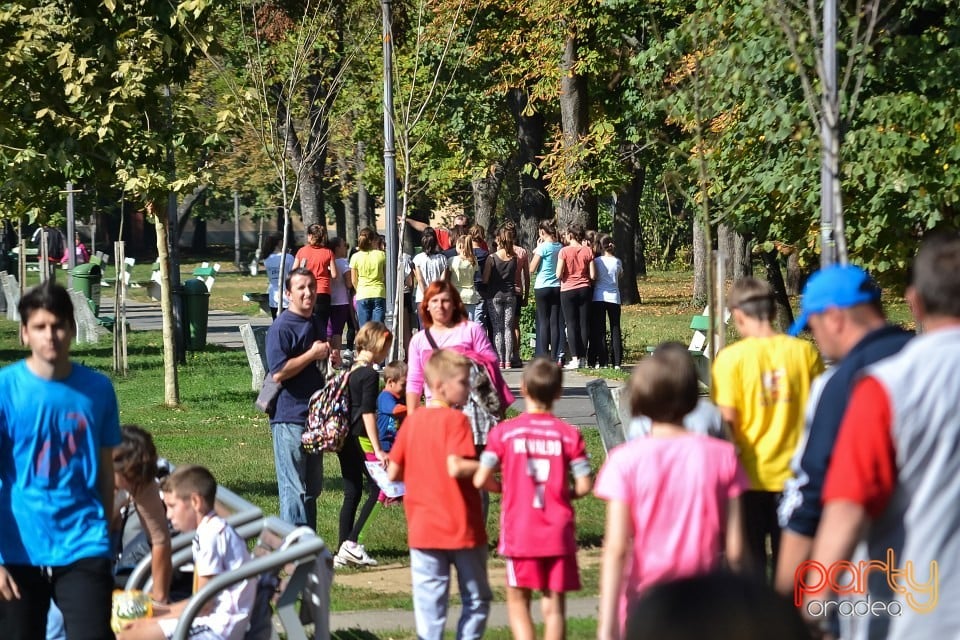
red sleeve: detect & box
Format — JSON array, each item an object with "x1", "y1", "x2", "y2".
[
  {"x1": 822, "y1": 376, "x2": 897, "y2": 518},
  {"x1": 391, "y1": 420, "x2": 408, "y2": 467}
]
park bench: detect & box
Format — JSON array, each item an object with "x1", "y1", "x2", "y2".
[
  {"x1": 0, "y1": 271, "x2": 20, "y2": 321},
  {"x1": 193, "y1": 262, "x2": 221, "y2": 291},
  {"x1": 686, "y1": 306, "x2": 730, "y2": 387},
  {"x1": 240, "y1": 323, "x2": 270, "y2": 390},
  {"x1": 125, "y1": 486, "x2": 332, "y2": 640}
]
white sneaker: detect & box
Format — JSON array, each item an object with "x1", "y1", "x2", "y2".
[
  {"x1": 337, "y1": 541, "x2": 378, "y2": 566},
  {"x1": 333, "y1": 554, "x2": 347, "y2": 569},
  {"x1": 564, "y1": 357, "x2": 580, "y2": 370}
]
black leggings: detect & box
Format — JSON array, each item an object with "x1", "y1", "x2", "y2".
[
  {"x1": 560, "y1": 286, "x2": 591, "y2": 359},
  {"x1": 337, "y1": 435, "x2": 379, "y2": 545},
  {"x1": 535, "y1": 287, "x2": 563, "y2": 359},
  {"x1": 589, "y1": 301, "x2": 623, "y2": 367}
]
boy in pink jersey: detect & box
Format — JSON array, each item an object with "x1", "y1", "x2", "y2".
[
  {"x1": 474, "y1": 358, "x2": 593, "y2": 640},
  {"x1": 595, "y1": 346, "x2": 748, "y2": 640}
]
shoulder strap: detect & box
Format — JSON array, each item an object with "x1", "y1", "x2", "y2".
[{"x1": 424, "y1": 328, "x2": 439, "y2": 350}]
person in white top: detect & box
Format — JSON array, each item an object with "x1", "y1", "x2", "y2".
[
  {"x1": 589, "y1": 235, "x2": 623, "y2": 369},
  {"x1": 327, "y1": 237, "x2": 354, "y2": 353},
  {"x1": 118, "y1": 465, "x2": 256, "y2": 640},
  {"x1": 412, "y1": 229, "x2": 448, "y2": 323},
  {"x1": 263, "y1": 234, "x2": 295, "y2": 319}
]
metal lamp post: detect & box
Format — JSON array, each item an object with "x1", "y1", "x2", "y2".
[{"x1": 382, "y1": 0, "x2": 399, "y2": 345}]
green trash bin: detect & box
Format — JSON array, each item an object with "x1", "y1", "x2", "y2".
[
  {"x1": 182, "y1": 278, "x2": 210, "y2": 350},
  {"x1": 71, "y1": 263, "x2": 102, "y2": 315}
]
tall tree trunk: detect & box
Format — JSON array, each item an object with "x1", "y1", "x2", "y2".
[
  {"x1": 175, "y1": 184, "x2": 208, "y2": 244},
  {"x1": 692, "y1": 219, "x2": 708, "y2": 308},
  {"x1": 718, "y1": 224, "x2": 735, "y2": 278},
  {"x1": 557, "y1": 34, "x2": 597, "y2": 230},
  {"x1": 507, "y1": 88, "x2": 552, "y2": 245},
  {"x1": 472, "y1": 161, "x2": 505, "y2": 243},
  {"x1": 150, "y1": 201, "x2": 179, "y2": 407},
  {"x1": 191, "y1": 219, "x2": 207, "y2": 252},
  {"x1": 331, "y1": 193, "x2": 345, "y2": 241},
  {"x1": 733, "y1": 231, "x2": 753, "y2": 278},
  {"x1": 344, "y1": 191, "x2": 358, "y2": 248},
  {"x1": 785, "y1": 249, "x2": 802, "y2": 295},
  {"x1": 613, "y1": 160, "x2": 644, "y2": 305},
  {"x1": 761, "y1": 249, "x2": 795, "y2": 331}
]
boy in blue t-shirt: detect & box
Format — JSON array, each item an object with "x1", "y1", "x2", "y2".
[
  {"x1": 0, "y1": 281, "x2": 121, "y2": 639},
  {"x1": 376, "y1": 361, "x2": 408, "y2": 452}
]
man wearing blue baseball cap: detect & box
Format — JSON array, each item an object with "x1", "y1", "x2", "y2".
[
  {"x1": 775, "y1": 264, "x2": 912, "y2": 608},
  {"x1": 808, "y1": 235, "x2": 960, "y2": 638}
]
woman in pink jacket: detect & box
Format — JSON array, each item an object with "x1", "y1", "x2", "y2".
[{"x1": 405, "y1": 280, "x2": 513, "y2": 414}]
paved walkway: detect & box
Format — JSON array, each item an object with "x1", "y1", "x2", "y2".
[
  {"x1": 100, "y1": 297, "x2": 624, "y2": 425},
  {"x1": 101, "y1": 296, "x2": 618, "y2": 633},
  {"x1": 330, "y1": 596, "x2": 598, "y2": 633}
]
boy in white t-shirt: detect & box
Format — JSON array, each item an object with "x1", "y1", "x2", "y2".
[{"x1": 118, "y1": 466, "x2": 256, "y2": 640}]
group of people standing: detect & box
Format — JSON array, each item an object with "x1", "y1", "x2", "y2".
[{"x1": 409, "y1": 216, "x2": 625, "y2": 371}]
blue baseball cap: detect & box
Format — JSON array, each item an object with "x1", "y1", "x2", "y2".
[{"x1": 788, "y1": 265, "x2": 881, "y2": 336}]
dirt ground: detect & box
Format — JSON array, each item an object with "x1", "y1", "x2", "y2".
[{"x1": 334, "y1": 548, "x2": 603, "y2": 594}]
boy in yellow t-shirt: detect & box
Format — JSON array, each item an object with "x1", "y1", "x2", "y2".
[{"x1": 711, "y1": 277, "x2": 823, "y2": 582}]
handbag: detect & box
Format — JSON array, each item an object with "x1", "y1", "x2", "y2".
[{"x1": 255, "y1": 375, "x2": 282, "y2": 415}]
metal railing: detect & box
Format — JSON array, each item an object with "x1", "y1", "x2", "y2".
[{"x1": 124, "y1": 486, "x2": 331, "y2": 640}]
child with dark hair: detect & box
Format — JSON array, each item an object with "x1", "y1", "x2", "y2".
[
  {"x1": 475, "y1": 358, "x2": 592, "y2": 640},
  {"x1": 595, "y1": 346, "x2": 749, "y2": 640},
  {"x1": 118, "y1": 465, "x2": 255, "y2": 640},
  {"x1": 0, "y1": 281, "x2": 120, "y2": 639},
  {"x1": 625, "y1": 572, "x2": 812, "y2": 640},
  {"x1": 113, "y1": 425, "x2": 173, "y2": 604}
]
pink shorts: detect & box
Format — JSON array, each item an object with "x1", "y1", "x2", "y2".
[{"x1": 505, "y1": 554, "x2": 581, "y2": 592}]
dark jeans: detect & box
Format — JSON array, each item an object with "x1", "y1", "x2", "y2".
[
  {"x1": 337, "y1": 435, "x2": 379, "y2": 545},
  {"x1": 534, "y1": 287, "x2": 562, "y2": 359},
  {"x1": 589, "y1": 301, "x2": 623, "y2": 367},
  {"x1": 742, "y1": 490, "x2": 782, "y2": 583},
  {"x1": 0, "y1": 558, "x2": 114, "y2": 640},
  {"x1": 313, "y1": 293, "x2": 332, "y2": 340},
  {"x1": 560, "y1": 286, "x2": 591, "y2": 359}
]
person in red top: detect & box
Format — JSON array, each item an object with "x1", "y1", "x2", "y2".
[
  {"x1": 475, "y1": 358, "x2": 593, "y2": 640},
  {"x1": 387, "y1": 349, "x2": 491, "y2": 640},
  {"x1": 557, "y1": 223, "x2": 596, "y2": 370},
  {"x1": 294, "y1": 224, "x2": 338, "y2": 333}
]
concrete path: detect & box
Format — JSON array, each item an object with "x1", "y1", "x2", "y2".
[
  {"x1": 102, "y1": 296, "x2": 617, "y2": 634},
  {"x1": 100, "y1": 296, "x2": 624, "y2": 424},
  {"x1": 330, "y1": 596, "x2": 598, "y2": 633}
]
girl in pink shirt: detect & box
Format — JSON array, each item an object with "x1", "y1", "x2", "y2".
[{"x1": 595, "y1": 345, "x2": 748, "y2": 640}]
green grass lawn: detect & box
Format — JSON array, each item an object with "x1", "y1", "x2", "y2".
[{"x1": 0, "y1": 266, "x2": 917, "y2": 635}]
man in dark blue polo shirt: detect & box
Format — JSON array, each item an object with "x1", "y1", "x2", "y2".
[
  {"x1": 775, "y1": 264, "x2": 912, "y2": 595},
  {"x1": 265, "y1": 267, "x2": 335, "y2": 530}
]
